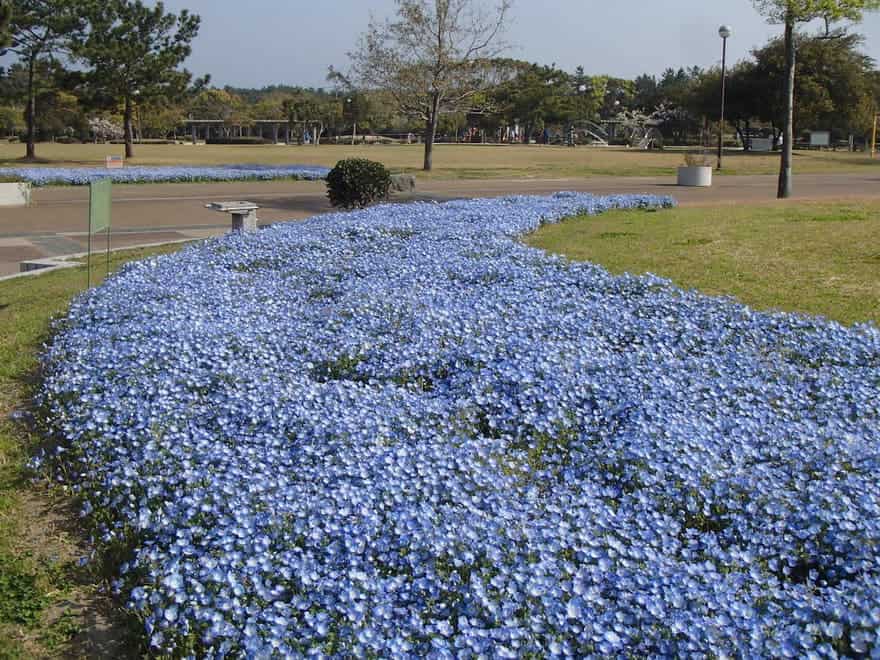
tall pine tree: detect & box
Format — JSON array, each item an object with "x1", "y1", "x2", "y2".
[
  {"x1": 4, "y1": 0, "x2": 84, "y2": 160},
  {"x1": 75, "y1": 0, "x2": 201, "y2": 159}
]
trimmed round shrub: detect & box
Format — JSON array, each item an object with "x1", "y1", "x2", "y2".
[{"x1": 326, "y1": 158, "x2": 391, "y2": 209}]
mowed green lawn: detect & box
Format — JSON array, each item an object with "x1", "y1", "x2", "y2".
[
  {"x1": 527, "y1": 201, "x2": 880, "y2": 326},
  {"x1": 1, "y1": 141, "x2": 879, "y2": 179}
]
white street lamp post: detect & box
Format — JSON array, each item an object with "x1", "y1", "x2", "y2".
[
  {"x1": 133, "y1": 89, "x2": 143, "y2": 144},
  {"x1": 717, "y1": 25, "x2": 732, "y2": 170},
  {"x1": 346, "y1": 97, "x2": 356, "y2": 146},
  {"x1": 571, "y1": 84, "x2": 588, "y2": 146}
]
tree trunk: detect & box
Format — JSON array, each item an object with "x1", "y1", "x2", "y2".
[
  {"x1": 735, "y1": 120, "x2": 751, "y2": 152},
  {"x1": 124, "y1": 96, "x2": 134, "y2": 159},
  {"x1": 423, "y1": 92, "x2": 440, "y2": 171},
  {"x1": 25, "y1": 57, "x2": 36, "y2": 160},
  {"x1": 778, "y1": 16, "x2": 796, "y2": 199}
]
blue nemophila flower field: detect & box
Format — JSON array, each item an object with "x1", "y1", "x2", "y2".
[
  {"x1": 0, "y1": 164, "x2": 329, "y2": 186},
  {"x1": 39, "y1": 193, "x2": 880, "y2": 658}
]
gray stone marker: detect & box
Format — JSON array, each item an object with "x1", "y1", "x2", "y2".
[
  {"x1": 390, "y1": 174, "x2": 416, "y2": 193},
  {"x1": 205, "y1": 201, "x2": 260, "y2": 233}
]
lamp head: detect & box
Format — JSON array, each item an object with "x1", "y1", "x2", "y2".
[{"x1": 719, "y1": 25, "x2": 732, "y2": 39}]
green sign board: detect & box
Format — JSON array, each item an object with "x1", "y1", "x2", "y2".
[
  {"x1": 89, "y1": 178, "x2": 112, "y2": 234},
  {"x1": 87, "y1": 179, "x2": 112, "y2": 288}
]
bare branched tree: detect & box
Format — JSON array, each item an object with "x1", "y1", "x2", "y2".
[{"x1": 349, "y1": 0, "x2": 512, "y2": 171}]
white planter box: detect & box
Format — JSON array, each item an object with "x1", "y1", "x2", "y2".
[
  {"x1": 677, "y1": 166, "x2": 713, "y2": 187},
  {"x1": 0, "y1": 182, "x2": 32, "y2": 207}
]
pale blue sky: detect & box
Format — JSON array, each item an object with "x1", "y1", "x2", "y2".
[{"x1": 154, "y1": 0, "x2": 880, "y2": 88}]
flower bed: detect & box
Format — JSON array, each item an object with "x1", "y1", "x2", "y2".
[
  {"x1": 0, "y1": 164, "x2": 329, "y2": 187},
  {"x1": 40, "y1": 193, "x2": 880, "y2": 657}
]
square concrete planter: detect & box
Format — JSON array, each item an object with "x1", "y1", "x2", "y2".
[
  {"x1": 677, "y1": 166, "x2": 713, "y2": 187},
  {"x1": 0, "y1": 182, "x2": 32, "y2": 207}
]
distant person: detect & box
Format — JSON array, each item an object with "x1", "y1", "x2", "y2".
[{"x1": 543, "y1": 128, "x2": 550, "y2": 144}]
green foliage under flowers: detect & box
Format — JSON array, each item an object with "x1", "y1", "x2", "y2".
[
  {"x1": 0, "y1": 555, "x2": 46, "y2": 626},
  {"x1": 325, "y1": 157, "x2": 392, "y2": 209},
  {"x1": 0, "y1": 244, "x2": 185, "y2": 656}
]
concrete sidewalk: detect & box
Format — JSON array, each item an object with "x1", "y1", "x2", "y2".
[{"x1": 2, "y1": 172, "x2": 879, "y2": 276}]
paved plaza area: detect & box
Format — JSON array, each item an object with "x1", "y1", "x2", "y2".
[{"x1": 2, "y1": 172, "x2": 880, "y2": 276}]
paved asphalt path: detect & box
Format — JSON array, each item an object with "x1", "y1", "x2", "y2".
[{"x1": 2, "y1": 172, "x2": 880, "y2": 276}]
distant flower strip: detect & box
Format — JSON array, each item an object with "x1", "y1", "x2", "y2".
[
  {"x1": 40, "y1": 193, "x2": 880, "y2": 657},
  {"x1": 0, "y1": 164, "x2": 329, "y2": 186}
]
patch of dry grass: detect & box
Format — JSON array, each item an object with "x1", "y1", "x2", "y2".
[{"x1": 1, "y1": 142, "x2": 878, "y2": 179}]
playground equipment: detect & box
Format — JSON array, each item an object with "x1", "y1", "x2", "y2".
[
  {"x1": 633, "y1": 127, "x2": 664, "y2": 150},
  {"x1": 571, "y1": 120, "x2": 610, "y2": 146},
  {"x1": 612, "y1": 110, "x2": 664, "y2": 149}
]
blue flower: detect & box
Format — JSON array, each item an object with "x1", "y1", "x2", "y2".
[
  {"x1": 0, "y1": 164, "x2": 329, "y2": 186},
  {"x1": 38, "y1": 192, "x2": 880, "y2": 657}
]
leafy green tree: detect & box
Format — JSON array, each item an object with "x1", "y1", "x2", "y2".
[
  {"x1": 188, "y1": 88, "x2": 245, "y2": 121},
  {"x1": 316, "y1": 98, "x2": 344, "y2": 141},
  {"x1": 491, "y1": 62, "x2": 575, "y2": 141},
  {"x1": 631, "y1": 68, "x2": 703, "y2": 144},
  {"x1": 689, "y1": 34, "x2": 876, "y2": 150},
  {"x1": 1, "y1": 61, "x2": 88, "y2": 140},
  {"x1": 852, "y1": 69, "x2": 880, "y2": 138},
  {"x1": 752, "y1": 0, "x2": 880, "y2": 197},
  {"x1": 75, "y1": 0, "x2": 201, "y2": 158},
  {"x1": 186, "y1": 88, "x2": 250, "y2": 138},
  {"x1": 688, "y1": 63, "x2": 764, "y2": 147},
  {"x1": 751, "y1": 33, "x2": 875, "y2": 140},
  {"x1": 4, "y1": 0, "x2": 85, "y2": 159},
  {"x1": 36, "y1": 88, "x2": 85, "y2": 139},
  {"x1": 600, "y1": 77, "x2": 635, "y2": 116},
  {"x1": 633, "y1": 74, "x2": 660, "y2": 111},
  {"x1": 0, "y1": 104, "x2": 24, "y2": 136},
  {"x1": 341, "y1": 92, "x2": 373, "y2": 138},
  {"x1": 139, "y1": 101, "x2": 185, "y2": 139},
  {"x1": 283, "y1": 92, "x2": 322, "y2": 144},
  {"x1": 569, "y1": 67, "x2": 604, "y2": 120},
  {"x1": 252, "y1": 94, "x2": 287, "y2": 120}
]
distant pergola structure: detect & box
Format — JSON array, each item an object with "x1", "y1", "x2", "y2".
[{"x1": 185, "y1": 119, "x2": 324, "y2": 145}]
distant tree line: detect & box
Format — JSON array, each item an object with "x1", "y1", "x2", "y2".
[{"x1": 1, "y1": 0, "x2": 879, "y2": 165}]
